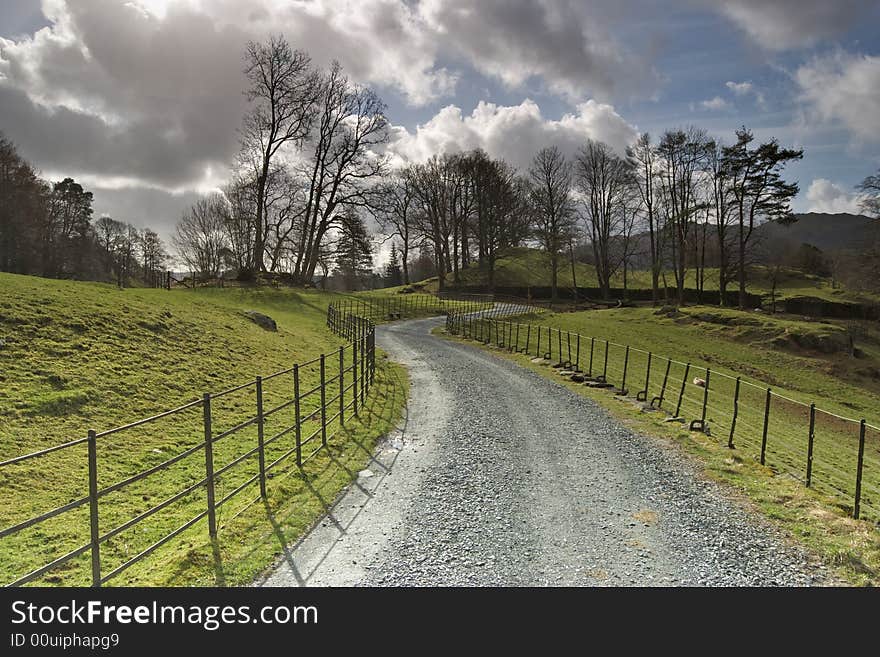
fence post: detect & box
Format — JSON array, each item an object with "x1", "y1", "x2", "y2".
[
  {"x1": 675, "y1": 363, "x2": 690, "y2": 418},
  {"x1": 87, "y1": 429, "x2": 101, "y2": 587},
  {"x1": 352, "y1": 339, "x2": 359, "y2": 416},
  {"x1": 806, "y1": 403, "x2": 815, "y2": 487},
  {"x1": 728, "y1": 377, "x2": 740, "y2": 449},
  {"x1": 690, "y1": 369, "x2": 710, "y2": 432},
  {"x1": 600, "y1": 340, "x2": 609, "y2": 383},
  {"x1": 637, "y1": 352, "x2": 652, "y2": 402},
  {"x1": 854, "y1": 419, "x2": 866, "y2": 519},
  {"x1": 651, "y1": 358, "x2": 671, "y2": 409},
  {"x1": 566, "y1": 332, "x2": 571, "y2": 367},
  {"x1": 360, "y1": 335, "x2": 366, "y2": 406},
  {"x1": 557, "y1": 329, "x2": 563, "y2": 366},
  {"x1": 294, "y1": 365, "x2": 303, "y2": 467},
  {"x1": 536, "y1": 326, "x2": 541, "y2": 358},
  {"x1": 760, "y1": 388, "x2": 772, "y2": 466},
  {"x1": 339, "y1": 346, "x2": 345, "y2": 427},
  {"x1": 514, "y1": 323, "x2": 520, "y2": 353},
  {"x1": 202, "y1": 394, "x2": 217, "y2": 538},
  {"x1": 618, "y1": 346, "x2": 630, "y2": 395},
  {"x1": 320, "y1": 355, "x2": 328, "y2": 447},
  {"x1": 588, "y1": 337, "x2": 594, "y2": 377},
  {"x1": 575, "y1": 335, "x2": 581, "y2": 372},
  {"x1": 256, "y1": 376, "x2": 267, "y2": 498},
  {"x1": 525, "y1": 324, "x2": 531, "y2": 354}
]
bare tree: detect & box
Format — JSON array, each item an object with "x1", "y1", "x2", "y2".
[
  {"x1": 140, "y1": 228, "x2": 168, "y2": 285},
  {"x1": 173, "y1": 194, "x2": 230, "y2": 282},
  {"x1": 240, "y1": 35, "x2": 317, "y2": 275},
  {"x1": 627, "y1": 133, "x2": 661, "y2": 303},
  {"x1": 528, "y1": 146, "x2": 576, "y2": 302},
  {"x1": 471, "y1": 152, "x2": 527, "y2": 292},
  {"x1": 576, "y1": 140, "x2": 635, "y2": 300},
  {"x1": 221, "y1": 174, "x2": 257, "y2": 275},
  {"x1": 406, "y1": 155, "x2": 454, "y2": 290},
  {"x1": 94, "y1": 216, "x2": 126, "y2": 282},
  {"x1": 656, "y1": 127, "x2": 712, "y2": 306},
  {"x1": 293, "y1": 61, "x2": 389, "y2": 285},
  {"x1": 372, "y1": 174, "x2": 415, "y2": 285}
]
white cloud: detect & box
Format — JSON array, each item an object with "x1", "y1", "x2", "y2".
[
  {"x1": 711, "y1": 0, "x2": 875, "y2": 51},
  {"x1": 386, "y1": 98, "x2": 639, "y2": 170},
  {"x1": 725, "y1": 81, "x2": 751, "y2": 95},
  {"x1": 805, "y1": 178, "x2": 863, "y2": 214},
  {"x1": 700, "y1": 96, "x2": 729, "y2": 111},
  {"x1": 724, "y1": 80, "x2": 765, "y2": 107},
  {"x1": 795, "y1": 51, "x2": 880, "y2": 142}
]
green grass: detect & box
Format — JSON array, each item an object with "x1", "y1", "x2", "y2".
[
  {"x1": 441, "y1": 323, "x2": 880, "y2": 585},
  {"x1": 0, "y1": 273, "x2": 408, "y2": 586}
]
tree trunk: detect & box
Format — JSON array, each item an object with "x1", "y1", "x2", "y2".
[
  {"x1": 488, "y1": 254, "x2": 495, "y2": 293},
  {"x1": 401, "y1": 237, "x2": 410, "y2": 285},
  {"x1": 738, "y1": 214, "x2": 747, "y2": 310},
  {"x1": 253, "y1": 169, "x2": 268, "y2": 274}
]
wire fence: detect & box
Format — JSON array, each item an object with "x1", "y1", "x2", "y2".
[
  {"x1": 445, "y1": 306, "x2": 880, "y2": 525},
  {"x1": 0, "y1": 303, "x2": 379, "y2": 587}
]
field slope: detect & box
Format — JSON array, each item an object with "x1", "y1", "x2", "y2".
[{"x1": 0, "y1": 274, "x2": 407, "y2": 586}]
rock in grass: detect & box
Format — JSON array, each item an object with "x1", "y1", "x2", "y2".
[{"x1": 243, "y1": 310, "x2": 277, "y2": 332}]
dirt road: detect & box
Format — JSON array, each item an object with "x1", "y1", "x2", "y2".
[{"x1": 258, "y1": 316, "x2": 827, "y2": 586}]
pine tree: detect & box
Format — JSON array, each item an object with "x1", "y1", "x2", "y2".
[
  {"x1": 384, "y1": 242, "x2": 403, "y2": 287},
  {"x1": 333, "y1": 210, "x2": 373, "y2": 290}
]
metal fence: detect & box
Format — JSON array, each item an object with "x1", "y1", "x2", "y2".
[
  {"x1": 333, "y1": 292, "x2": 495, "y2": 324},
  {"x1": 0, "y1": 303, "x2": 376, "y2": 587},
  {"x1": 445, "y1": 306, "x2": 880, "y2": 525}
]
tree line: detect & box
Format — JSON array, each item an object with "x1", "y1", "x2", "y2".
[
  {"x1": 0, "y1": 134, "x2": 169, "y2": 287},
  {"x1": 173, "y1": 36, "x2": 823, "y2": 306}
]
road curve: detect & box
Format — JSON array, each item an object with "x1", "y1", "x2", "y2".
[{"x1": 258, "y1": 316, "x2": 828, "y2": 587}]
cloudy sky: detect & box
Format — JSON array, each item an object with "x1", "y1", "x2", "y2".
[{"x1": 1, "y1": 0, "x2": 879, "y2": 244}]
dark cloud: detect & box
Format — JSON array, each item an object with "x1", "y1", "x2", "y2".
[
  {"x1": 423, "y1": 0, "x2": 654, "y2": 100},
  {"x1": 709, "y1": 0, "x2": 878, "y2": 50},
  {"x1": 0, "y1": 85, "x2": 234, "y2": 187}
]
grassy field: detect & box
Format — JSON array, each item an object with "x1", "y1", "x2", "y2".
[
  {"x1": 0, "y1": 274, "x2": 408, "y2": 586},
  {"x1": 439, "y1": 246, "x2": 879, "y2": 305}
]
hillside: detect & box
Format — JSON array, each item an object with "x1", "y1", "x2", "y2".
[
  {"x1": 757, "y1": 212, "x2": 876, "y2": 252},
  {"x1": 0, "y1": 275, "x2": 406, "y2": 586}
]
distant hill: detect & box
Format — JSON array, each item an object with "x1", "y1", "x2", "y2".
[{"x1": 757, "y1": 213, "x2": 877, "y2": 252}]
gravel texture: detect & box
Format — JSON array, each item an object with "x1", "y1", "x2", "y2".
[{"x1": 258, "y1": 316, "x2": 829, "y2": 587}]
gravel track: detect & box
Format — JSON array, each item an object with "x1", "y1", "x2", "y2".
[{"x1": 258, "y1": 316, "x2": 829, "y2": 587}]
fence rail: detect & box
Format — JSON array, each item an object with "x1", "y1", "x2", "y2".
[
  {"x1": 445, "y1": 305, "x2": 880, "y2": 525},
  {"x1": 0, "y1": 302, "x2": 380, "y2": 587}
]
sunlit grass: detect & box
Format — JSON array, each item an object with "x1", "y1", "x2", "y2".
[{"x1": 0, "y1": 274, "x2": 408, "y2": 586}]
